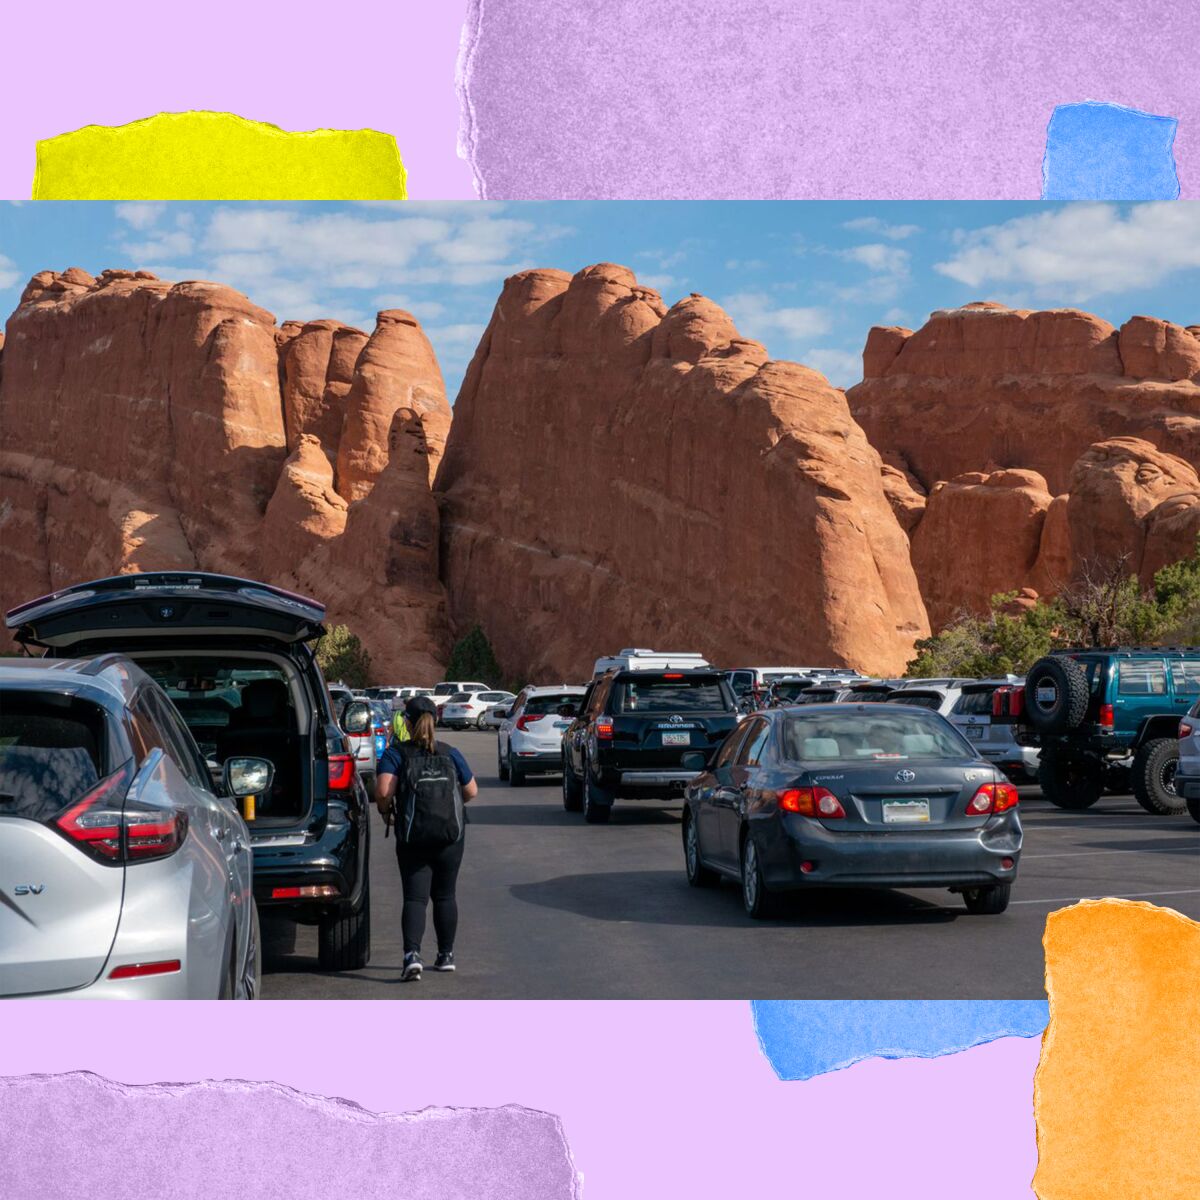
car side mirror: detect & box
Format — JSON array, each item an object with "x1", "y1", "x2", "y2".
[
  {"x1": 223, "y1": 756, "x2": 275, "y2": 798},
  {"x1": 681, "y1": 751, "x2": 707, "y2": 772},
  {"x1": 341, "y1": 700, "x2": 371, "y2": 734}
]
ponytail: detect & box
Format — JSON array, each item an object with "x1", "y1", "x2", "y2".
[{"x1": 410, "y1": 711, "x2": 437, "y2": 753}]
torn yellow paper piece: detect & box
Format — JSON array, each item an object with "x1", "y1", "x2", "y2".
[
  {"x1": 1035, "y1": 899, "x2": 1199, "y2": 1200},
  {"x1": 33, "y1": 111, "x2": 406, "y2": 200}
]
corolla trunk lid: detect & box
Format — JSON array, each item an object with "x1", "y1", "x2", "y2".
[{"x1": 7, "y1": 572, "x2": 326, "y2": 652}]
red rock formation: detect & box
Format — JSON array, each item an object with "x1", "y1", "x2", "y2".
[
  {"x1": 910, "y1": 469, "x2": 1053, "y2": 627},
  {"x1": 848, "y1": 303, "x2": 1200, "y2": 495},
  {"x1": 435, "y1": 263, "x2": 929, "y2": 682},
  {"x1": 280, "y1": 320, "x2": 369, "y2": 459}
]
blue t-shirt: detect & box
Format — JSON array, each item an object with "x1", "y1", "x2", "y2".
[{"x1": 378, "y1": 740, "x2": 474, "y2": 787}]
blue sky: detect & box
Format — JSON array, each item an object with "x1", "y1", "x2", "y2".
[{"x1": 2, "y1": 201, "x2": 1198, "y2": 396}]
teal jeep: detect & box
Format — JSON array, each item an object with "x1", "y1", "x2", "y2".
[{"x1": 1003, "y1": 649, "x2": 1199, "y2": 814}]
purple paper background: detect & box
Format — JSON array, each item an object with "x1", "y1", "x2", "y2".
[
  {"x1": 0, "y1": 1001, "x2": 1039, "y2": 1198},
  {"x1": 0, "y1": 1, "x2": 475, "y2": 199},
  {"x1": 459, "y1": 0, "x2": 1198, "y2": 199}
]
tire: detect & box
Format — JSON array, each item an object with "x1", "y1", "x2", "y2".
[
  {"x1": 583, "y1": 764, "x2": 612, "y2": 824},
  {"x1": 1131, "y1": 738, "x2": 1185, "y2": 815},
  {"x1": 476, "y1": 714, "x2": 488, "y2": 730},
  {"x1": 683, "y1": 811, "x2": 719, "y2": 887},
  {"x1": 509, "y1": 762, "x2": 526, "y2": 787},
  {"x1": 318, "y1": 872, "x2": 371, "y2": 971},
  {"x1": 1038, "y1": 752, "x2": 1103, "y2": 810},
  {"x1": 1025, "y1": 656, "x2": 1091, "y2": 733},
  {"x1": 562, "y1": 762, "x2": 583, "y2": 812},
  {"x1": 963, "y1": 883, "x2": 1011, "y2": 915},
  {"x1": 218, "y1": 935, "x2": 237, "y2": 999},
  {"x1": 242, "y1": 902, "x2": 262, "y2": 999},
  {"x1": 498, "y1": 743, "x2": 510, "y2": 782},
  {"x1": 740, "y1": 834, "x2": 779, "y2": 919}
]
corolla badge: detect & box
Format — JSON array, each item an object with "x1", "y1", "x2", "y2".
[
  {"x1": 14, "y1": 884, "x2": 45, "y2": 895},
  {"x1": 895, "y1": 769, "x2": 916, "y2": 783}
]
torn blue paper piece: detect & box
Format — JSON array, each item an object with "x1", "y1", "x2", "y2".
[
  {"x1": 1042, "y1": 101, "x2": 1180, "y2": 200},
  {"x1": 751, "y1": 1001, "x2": 1049, "y2": 1080}
]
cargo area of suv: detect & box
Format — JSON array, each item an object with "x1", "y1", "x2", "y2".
[{"x1": 5, "y1": 572, "x2": 372, "y2": 970}]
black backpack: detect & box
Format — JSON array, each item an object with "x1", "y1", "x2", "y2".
[{"x1": 395, "y1": 742, "x2": 464, "y2": 848}]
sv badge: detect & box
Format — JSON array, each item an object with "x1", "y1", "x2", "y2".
[{"x1": 14, "y1": 884, "x2": 46, "y2": 896}]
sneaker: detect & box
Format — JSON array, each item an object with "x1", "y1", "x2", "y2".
[
  {"x1": 432, "y1": 951, "x2": 456, "y2": 972},
  {"x1": 401, "y1": 952, "x2": 423, "y2": 982}
]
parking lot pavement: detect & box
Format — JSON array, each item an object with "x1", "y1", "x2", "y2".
[{"x1": 262, "y1": 731, "x2": 1200, "y2": 1000}]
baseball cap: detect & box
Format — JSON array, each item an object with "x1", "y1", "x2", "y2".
[{"x1": 404, "y1": 694, "x2": 438, "y2": 722}]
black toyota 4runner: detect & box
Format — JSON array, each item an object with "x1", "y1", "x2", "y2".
[
  {"x1": 6, "y1": 572, "x2": 373, "y2": 969},
  {"x1": 995, "y1": 648, "x2": 1198, "y2": 814},
  {"x1": 561, "y1": 668, "x2": 739, "y2": 823}
]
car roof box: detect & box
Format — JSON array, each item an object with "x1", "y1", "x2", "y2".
[{"x1": 592, "y1": 648, "x2": 711, "y2": 677}]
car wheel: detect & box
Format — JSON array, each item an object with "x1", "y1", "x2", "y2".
[
  {"x1": 962, "y1": 883, "x2": 1011, "y2": 915},
  {"x1": 318, "y1": 871, "x2": 371, "y2": 971},
  {"x1": 583, "y1": 764, "x2": 612, "y2": 824},
  {"x1": 740, "y1": 835, "x2": 778, "y2": 919},
  {"x1": 562, "y1": 762, "x2": 583, "y2": 812},
  {"x1": 219, "y1": 936, "x2": 237, "y2": 999},
  {"x1": 1025, "y1": 656, "x2": 1090, "y2": 733},
  {"x1": 684, "y1": 811, "x2": 719, "y2": 887},
  {"x1": 509, "y1": 761, "x2": 525, "y2": 787},
  {"x1": 498, "y1": 744, "x2": 510, "y2": 782},
  {"x1": 242, "y1": 902, "x2": 262, "y2": 999},
  {"x1": 1131, "y1": 738, "x2": 1185, "y2": 815},
  {"x1": 476, "y1": 714, "x2": 488, "y2": 730},
  {"x1": 1038, "y1": 753, "x2": 1103, "y2": 809}
]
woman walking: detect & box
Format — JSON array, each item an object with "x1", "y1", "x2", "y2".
[{"x1": 375, "y1": 695, "x2": 477, "y2": 981}]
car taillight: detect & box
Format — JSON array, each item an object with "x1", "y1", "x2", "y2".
[
  {"x1": 1180, "y1": 721, "x2": 1193, "y2": 739},
  {"x1": 595, "y1": 718, "x2": 614, "y2": 740},
  {"x1": 328, "y1": 754, "x2": 356, "y2": 790},
  {"x1": 53, "y1": 759, "x2": 186, "y2": 864},
  {"x1": 777, "y1": 785, "x2": 845, "y2": 818},
  {"x1": 516, "y1": 714, "x2": 545, "y2": 731},
  {"x1": 108, "y1": 959, "x2": 182, "y2": 980},
  {"x1": 1098, "y1": 703, "x2": 1114, "y2": 729},
  {"x1": 966, "y1": 781, "x2": 1019, "y2": 815}
]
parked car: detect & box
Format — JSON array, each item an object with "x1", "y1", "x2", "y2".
[
  {"x1": 842, "y1": 679, "x2": 900, "y2": 703},
  {"x1": 594, "y1": 648, "x2": 710, "y2": 677},
  {"x1": 946, "y1": 678, "x2": 1038, "y2": 782},
  {"x1": 498, "y1": 686, "x2": 587, "y2": 785},
  {"x1": 0, "y1": 654, "x2": 261, "y2": 997},
  {"x1": 431, "y1": 681, "x2": 491, "y2": 720},
  {"x1": 329, "y1": 684, "x2": 376, "y2": 788},
  {"x1": 726, "y1": 666, "x2": 825, "y2": 706},
  {"x1": 481, "y1": 701, "x2": 512, "y2": 730},
  {"x1": 562, "y1": 668, "x2": 739, "y2": 822},
  {"x1": 885, "y1": 683, "x2": 968, "y2": 718},
  {"x1": 442, "y1": 689, "x2": 516, "y2": 729},
  {"x1": 681, "y1": 703, "x2": 1022, "y2": 918},
  {"x1": 5, "y1": 572, "x2": 373, "y2": 971},
  {"x1": 997, "y1": 649, "x2": 1199, "y2": 814},
  {"x1": 369, "y1": 701, "x2": 392, "y2": 760},
  {"x1": 1179, "y1": 698, "x2": 1200, "y2": 823}
]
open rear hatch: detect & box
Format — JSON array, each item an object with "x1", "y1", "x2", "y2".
[{"x1": 6, "y1": 572, "x2": 326, "y2": 652}]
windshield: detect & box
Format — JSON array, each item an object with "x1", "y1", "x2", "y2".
[
  {"x1": 614, "y1": 676, "x2": 731, "y2": 714},
  {"x1": 849, "y1": 687, "x2": 892, "y2": 703},
  {"x1": 448, "y1": 692, "x2": 473, "y2": 703},
  {"x1": 525, "y1": 693, "x2": 581, "y2": 715},
  {"x1": 434, "y1": 683, "x2": 455, "y2": 695},
  {"x1": 771, "y1": 681, "x2": 811, "y2": 701},
  {"x1": 887, "y1": 692, "x2": 943, "y2": 711},
  {"x1": 954, "y1": 689, "x2": 997, "y2": 716},
  {"x1": 0, "y1": 693, "x2": 113, "y2": 820},
  {"x1": 797, "y1": 689, "x2": 837, "y2": 704},
  {"x1": 781, "y1": 709, "x2": 972, "y2": 762}
]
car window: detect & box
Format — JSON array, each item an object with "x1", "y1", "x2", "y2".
[
  {"x1": 952, "y1": 689, "x2": 996, "y2": 716},
  {"x1": 448, "y1": 692, "x2": 473, "y2": 702},
  {"x1": 730, "y1": 671, "x2": 753, "y2": 693},
  {"x1": 588, "y1": 679, "x2": 610, "y2": 717},
  {"x1": 849, "y1": 687, "x2": 892, "y2": 702},
  {"x1": 887, "y1": 692, "x2": 943, "y2": 711},
  {"x1": 739, "y1": 719, "x2": 771, "y2": 766},
  {"x1": 780, "y1": 709, "x2": 971, "y2": 762},
  {"x1": 1118, "y1": 660, "x2": 1167, "y2": 696},
  {"x1": 525, "y1": 692, "x2": 581, "y2": 716},
  {"x1": 1169, "y1": 661, "x2": 1200, "y2": 697},
  {"x1": 142, "y1": 688, "x2": 207, "y2": 789},
  {"x1": 614, "y1": 675, "x2": 731, "y2": 713}
]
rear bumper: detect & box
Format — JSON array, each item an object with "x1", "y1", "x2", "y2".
[
  {"x1": 251, "y1": 808, "x2": 366, "y2": 922},
  {"x1": 512, "y1": 748, "x2": 565, "y2": 770},
  {"x1": 1178, "y1": 771, "x2": 1200, "y2": 800},
  {"x1": 977, "y1": 745, "x2": 1040, "y2": 777},
  {"x1": 755, "y1": 810, "x2": 1022, "y2": 891},
  {"x1": 598, "y1": 764, "x2": 700, "y2": 797}
]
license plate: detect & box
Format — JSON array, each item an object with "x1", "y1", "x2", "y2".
[
  {"x1": 661, "y1": 731, "x2": 690, "y2": 746},
  {"x1": 1036, "y1": 686, "x2": 1056, "y2": 703},
  {"x1": 965, "y1": 725, "x2": 983, "y2": 739},
  {"x1": 553, "y1": 720, "x2": 569, "y2": 729},
  {"x1": 882, "y1": 799, "x2": 930, "y2": 823}
]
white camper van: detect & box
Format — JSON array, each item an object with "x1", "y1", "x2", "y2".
[{"x1": 591, "y1": 648, "x2": 710, "y2": 678}]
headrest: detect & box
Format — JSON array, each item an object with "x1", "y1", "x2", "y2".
[
  {"x1": 803, "y1": 737, "x2": 840, "y2": 759},
  {"x1": 240, "y1": 679, "x2": 288, "y2": 720}
]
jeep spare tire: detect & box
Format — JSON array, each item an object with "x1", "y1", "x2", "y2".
[{"x1": 1025, "y1": 656, "x2": 1090, "y2": 733}]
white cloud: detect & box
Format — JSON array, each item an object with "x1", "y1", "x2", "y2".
[
  {"x1": 841, "y1": 216, "x2": 920, "y2": 240},
  {"x1": 803, "y1": 347, "x2": 863, "y2": 388},
  {"x1": 0, "y1": 252, "x2": 19, "y2": 289},
  {"x1": 638, "y1": 273, "x2": 676, "y2": 292},
  {"x1": 375, "y1": 294, "x2": 447, "y2": 321},
  {"x1": 121, "y1": 230, "x2": 195, "y2": 261},
  {"x1": 841, "y1": 243, "x2": 910, "y2": 275},
  {"x1": 723, "y1": 291, "x2": 831, "y2": 342},
  {"x1": 425, "y1": 323, "x2": 486, "y2": 350},
  {"x1": 115, "y1": 202, "x2": 166, "y2": 229},
  {"x1": 725, "y1": 258, "x2": 767, "y2": 271},
  {"x1": 934, "y1": 202, "x2": 1200, "y2": 300}
]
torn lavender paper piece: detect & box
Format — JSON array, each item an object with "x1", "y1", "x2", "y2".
[
  {"x1": 752, "y1": 1000, "x2": 1049, "y2": 1080},
  {"x1": 0, "y1": 1072, "x2": 581, "y2": 1199}
]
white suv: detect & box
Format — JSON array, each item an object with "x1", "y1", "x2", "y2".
[
  {"x1": 431, "y1": 681, "x2": 490, "y2": 722},
  {"x1": 498, "y1": 685, "x2": 587, "y2": 786}
]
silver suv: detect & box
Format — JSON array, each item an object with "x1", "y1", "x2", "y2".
[
  {"x1": 948, "y1": 678, "x2": 1039, "y2": 783},
  {"x1": 0, "y1": 655, "x2": 261, "y2": 998}
]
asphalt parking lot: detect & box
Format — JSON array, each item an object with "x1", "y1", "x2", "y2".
[{"x1": 262, "y1": 729, "x2": 1200, "y2": 999}]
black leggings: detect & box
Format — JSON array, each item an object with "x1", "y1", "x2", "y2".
[{"x1": 396, "y1": 835, "x2": 465, "y2": 955}]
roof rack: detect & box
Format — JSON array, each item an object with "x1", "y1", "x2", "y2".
[{"x1": 1051, "y1": 646, "x2": 1200, "y2": 656}]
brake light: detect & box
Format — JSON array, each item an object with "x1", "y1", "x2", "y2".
[
  {"x1": 663, "y1": 673, "x2": 684, "y2": 679},
  {"x1": 777, "y1": 785, "x2": 845, "y2": 818},
  {"x1": 596, "y1": 718, "x2": 615, "y2": 740},
  {"x1": 516, "y1": 714, "x2": 545, "y2": 731},
  {"x1": 53, "y1": 760, "x2": 185, "y2": 864},
  {"x1": 966, "y1": 781, "x2": 1019, "y2": 815},
  {"x1": 1180, "y1": 722, "x2": 1193, "y2": 739},
  {"x1": 108, "y1": 959, "x2": 181, "y2": 980},
  {"x1": 1099, "y1": 703, "x2": 1114, "y2": 729},
  {"x1": 1009, "y1": 686, "x2": 1024, "y2": 717},
  {"x1": 328, "y1": 754, "x2": 356, "y2": 790},
  {"x1": 991, "y1": 688, "x2": 1008, "y2": 718}
]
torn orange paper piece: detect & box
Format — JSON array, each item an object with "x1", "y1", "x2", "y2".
[
  {"x1": 1035, "y1": 899, "x2": 1199, "y2": 1200},
  {"x1": 33, "y1": 111, "x2": 406, "y2": 200}
]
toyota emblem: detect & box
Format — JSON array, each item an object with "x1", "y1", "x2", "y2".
[
  {"x1": 159, "y1": 605, "x2": 175, "y2": 619},
  {"x1": 895, "y1": 769, "x2": 916, "y2": 783},
  {"x1": 669, "y1": 714, "x2": 683, "y2": 723}
]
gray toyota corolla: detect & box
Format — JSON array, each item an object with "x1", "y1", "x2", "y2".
[{"x1": 682, "y1": 704, "x2": 1022, "y2": 919}]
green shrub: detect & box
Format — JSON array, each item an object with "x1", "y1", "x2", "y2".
[
  {"x1": 316, "y1": 624, "x2": 372, "y2": 689},
  {"x1": 444, "y1": 625, "x2": 503, "y2": 688}
]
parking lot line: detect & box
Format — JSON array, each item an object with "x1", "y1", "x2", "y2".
[
  {"x1": 1010, "y1": 887, "x2": 1200, "y2": 906},
  {"x1": 1021, "y1": 845, "x2": 1198, "y2": 860}
]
